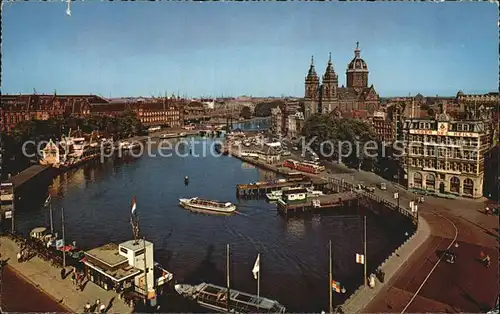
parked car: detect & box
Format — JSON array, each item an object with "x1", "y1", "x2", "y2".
[{"x1": 379, "y1": 182, "x2": 387, "y2": 190}]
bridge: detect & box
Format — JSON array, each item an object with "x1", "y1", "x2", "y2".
[{"x1": 10, "y1": 165, "x2": 52, "y2": 190}]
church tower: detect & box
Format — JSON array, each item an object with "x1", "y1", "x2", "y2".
[
  {"x1": 346, "y1": 42, "x2": 369, "y2": 90},
  {"x1": 304, "y1": 56, "x2": 320, "y2": 120},
  {"x1": 320, "y1": 53, "x2": 338, "y2": 114}
]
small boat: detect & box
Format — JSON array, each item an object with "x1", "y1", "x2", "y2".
[
  {"x1": 175, "y1": 282, "x2": 286, "y2": 314},
  {"x1": 184, "y1": 176, "x2": 189, "y2": 185},
  {"x1": 179, "y1": 197, "x2": 236, "y2": 213}
]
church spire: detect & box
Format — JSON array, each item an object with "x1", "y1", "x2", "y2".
[
  {"x1": 323, "y1": 52, "x2": 336, "y2": 81},
  {"x1": 354, "y1": 41, "x2": 360, "y2": 58},
  {"x1": 307, "y1": 55, "x2": 318, "y2": 78}
]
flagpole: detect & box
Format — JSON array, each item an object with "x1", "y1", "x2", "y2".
[
  {"x1": 49, "y1": 197, "x2": 54, "y2": 234},
  {"x1": 329, "y1": 240, "x2": 333, "y2": 314},
  {"x1": 226, "y1": 244, "x2": 230, "y2": 312},
  {"x1": 363, "y1": 215, "x2": 367, "y2": 287},
  {"x1": 62, "y1": 207, "x2": 66, "y2": 269},
  {"x1": 257, "y1": 254, "x2": 260, "y2": 309}
]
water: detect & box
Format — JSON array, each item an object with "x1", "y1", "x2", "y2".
[{"x1": 10, "y1": 122, "x2": 409, "y2": 312}]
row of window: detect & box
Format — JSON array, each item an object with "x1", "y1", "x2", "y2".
[
  {"x1": 409, "y1": 147, "x2": 479, "y2": 160},
  {"x1": 140, "y1": 111, "x2": 181, "y2": 117},
  {"x1": 408, "y1": 122, "x2": 479, "y2": 132},
  {"x1": 408, "y1": 135, "x2": 479, "y2": 146},
  {"x1": 409, "y1": 158, "x2": 477, "y2": 173}
]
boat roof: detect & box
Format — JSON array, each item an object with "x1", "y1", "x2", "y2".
[
  {"x1": 198, "y1": 283, "x2": 285, "y2": 311},
  {"x1": 282, "y1": 189, "x2": 307, "y2": 195}
]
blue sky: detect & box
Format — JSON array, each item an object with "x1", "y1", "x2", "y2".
[{"x1": 2, "y1": 2, "x2": 498, "y2": 97}]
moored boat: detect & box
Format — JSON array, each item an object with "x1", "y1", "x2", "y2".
[
  {"x1": 179, "y1": 197, "x2": 236, "y2": 213},
  {"x1": 174, "y1": 282, "x2": 286, "y2": 314},
  {"x1": 266, "y1": 187, "x2": 323, "y2": 201}
]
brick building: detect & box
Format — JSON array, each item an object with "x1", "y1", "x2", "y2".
[
  {"x1": 0, "y1": 94, "x2": 184, "y2": 132},
  {"x1": 271, "y1": 102, "x2": 304, "y2": 139}
]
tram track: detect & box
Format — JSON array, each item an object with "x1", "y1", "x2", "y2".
[{"x1": 400, "y1": 207, "x2": 459, "y2": 314}]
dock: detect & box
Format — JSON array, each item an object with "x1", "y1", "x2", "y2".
[
  {"x1": 236, "y1": 178, "x2": 328, "y2": 198},
  {"x1": 10, "y1": 165, "x2": 51, "y2": 190},
  {"x1": 277, "y1": 192, "x2": 357, "y2": 215}
]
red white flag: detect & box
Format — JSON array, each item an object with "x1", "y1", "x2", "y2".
[
  {"x1": 131, "y1": 196, "x2": 137, "y2": 215},
  {"x1": 356, "y1": 253, "x2": 365, "y2": 265},
  {"x1": 331, "y1": 280, "x2": 341, "y2": 293}
]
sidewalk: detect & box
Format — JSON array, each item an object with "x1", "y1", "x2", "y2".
[
  {"x1": 0, "y1": 236, "x2": 131, "y2": 313},
  {"x1": 341, "y1": 215, "x2": 432, "y2": 313}
]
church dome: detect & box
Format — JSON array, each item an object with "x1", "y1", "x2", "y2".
[{"x1": 347, "y1": 42, "x2": 368, "y2": 72}]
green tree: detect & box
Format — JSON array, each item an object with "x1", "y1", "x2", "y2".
[
  {"x1": 240, "y1": 106, "x2": 252, "y2": 119},
  {"x1": 301, "y1": 114, "x2": 377, "y2": 169},
  {"x1": 254, "y1": 100, "x2": 284, "y2": 117}
]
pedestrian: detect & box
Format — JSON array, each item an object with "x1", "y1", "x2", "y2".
[
  {"x1": 99, "y1": 303, "x2": 106, "y2": 313},
  {"x1": 17, "y1": 252, "x2": 21, "y2": 262},
  {"x1": 485, "y1": 207, "x2": 490, "y2": 215},
  {"x1": 60, "y1": 267, "x2": 65, "y2": 280},
  {"x1": 71, "y1": 272, "x2": 76, "y2": 286},
  {"x1": 75, "y1": 273, "x2": 81, "y2": 291},
  {"x1": 84, "y1": 302, "x2": 91, "y2": 312},
  {"x1": 95, "y1": 299, "x2": 101, "y2": 308}
]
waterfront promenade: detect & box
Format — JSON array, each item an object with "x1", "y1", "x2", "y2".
[
  {"x1": 229, "y1": 147, "x2": 498, "y2": 312},
  {"x1": 0, "y1": 236, "x2": 131, "y2": 313}
]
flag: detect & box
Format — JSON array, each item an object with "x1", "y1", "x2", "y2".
[
  {"x1": 356, "y1": 253, "x2": 365, "y2": 265},
  {"x1": 252, "y1": 254, "x2": 260, "y2": 279},
  {"x1": 44, "y1": 195, "x2": 51, "y2": 207},
  {"x1": 131, "y1": 196, "x2": 137, "y2": 216},
  {"x1": 331, "y1": 280, "x2": 341, "y2": 293}
]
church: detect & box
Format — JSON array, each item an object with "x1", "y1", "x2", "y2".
[{"x1": 304, "y1": 43, "x2": 380, "y2": 120}]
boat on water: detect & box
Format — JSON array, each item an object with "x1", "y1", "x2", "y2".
[
  {"x1": 266, "y1": 187, "x2": 323, "y2": 201},
  {"x1": 179, "y1": 197, "x2": 236, "y2": 213},
  {"x1": 119, "y1": 141, "x2": 141, "y2": 150},
  {"x1": 174, "y1": 283, "x2": 286, "y2": 314}
]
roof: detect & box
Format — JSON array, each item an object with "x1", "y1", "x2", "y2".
[
  {"x1": 85, "y1": 243, "x2": 128, "y2": 267},
  {"x1": 120, "y1": 239, "x2": 153, "y2": 252}
]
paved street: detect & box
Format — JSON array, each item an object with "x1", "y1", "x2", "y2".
[
  {"x1": 0, "y1": 236, "x2": 131, "y2": 313},
  {"x1": 1, "y1": 265, "x2": 68, "y2": 312},
  {"x1": 315, "y1": 160, "x2": 499, "y2": 313}
]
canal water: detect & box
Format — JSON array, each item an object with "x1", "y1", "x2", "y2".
[{"x1": 10, "y1": 120, "x2": 410, "y2": 313}]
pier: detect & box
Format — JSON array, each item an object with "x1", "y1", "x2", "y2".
[
  {"x1": 277, "y1": 192, "x2": 357, "y2": 215},
  {"x1": 10, "y1": 165, "x2": 52, "y2": 190},
  {"x1": 236, "y1": 178, "x2": 328, "y2": 198}
]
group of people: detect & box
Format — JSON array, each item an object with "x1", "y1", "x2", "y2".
[
  {"x1": 84, "y1": 299, "x2": 107, "y2": 313},
  {"x1": 68, "y1": 266, "x2": 86, "y2": 291},
  {"x1": 13, "y1": 234, "x2": 62, "y2": 266}
]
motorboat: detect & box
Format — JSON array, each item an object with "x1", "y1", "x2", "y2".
[
  {"x1": 179, "y1": 197, "x2": 236, "y2": 213},
  {"x1": 174, "y1": 283, "x2": 286, "y2": 314}
]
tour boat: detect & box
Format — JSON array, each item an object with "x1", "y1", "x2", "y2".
[
  {"x1": 174, "y1": 283, "x2": 286, "y2": 314},
  {"x1": 179, "y1": 197, "x2": 236, "y2": 213}
]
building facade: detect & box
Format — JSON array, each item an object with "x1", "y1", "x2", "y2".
[
  {"x1": 403, "y1": 104, "x2": 493, "y2": 199},
  {"x1": 371, "y1": 111, "x2": 395, "y2": 144},
  {"x1": 270, "y1": 102, "x2": 304, "y2": 139},
  {"x1": 0, "y1": 94, "x2": 185, "y2": 132},
  {"x1": 304, "y1": 43, "x2": 380, "y2": 120}
]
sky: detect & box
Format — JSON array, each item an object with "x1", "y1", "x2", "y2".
[{"x1": 2, "y1": 2, "x2": 498, "y2": 98}]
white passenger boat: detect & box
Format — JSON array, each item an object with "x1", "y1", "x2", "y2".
[
  {"x1": 175, "y1": 282, "x2": 286, "y2": 314},
  {"x1": 179, "y1": 197, "x2": 236, "y2": 213}
]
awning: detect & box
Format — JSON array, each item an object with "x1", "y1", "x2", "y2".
[{"x1": 83, "y1": 261, "x2": 142, "y2": 283}]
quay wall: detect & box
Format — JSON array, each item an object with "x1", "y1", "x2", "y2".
[{"x1": 228, "y1": 149, "x2": 431, "y2": 313}]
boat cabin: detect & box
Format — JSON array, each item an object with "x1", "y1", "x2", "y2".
[
  {"x1": 41, "y1": 139, "x2": 65, "y2": 166},
  {"x1": 279, "y1": 188, "x2": 308, "y2": 204}
]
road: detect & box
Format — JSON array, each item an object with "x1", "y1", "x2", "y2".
[{"x1": 1, "y1": 265, "x2": 68, "y2": 312}]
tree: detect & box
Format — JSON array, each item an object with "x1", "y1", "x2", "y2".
[
  {"x1": 254, "y1": 100, "x2": 284, "y2": 117},
  {"x1": 301, "y1": 114, "x2": 377, "y2": 169},
  {"x1": 240, "y1": 106, "x2": 252, "y2": 119}
]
